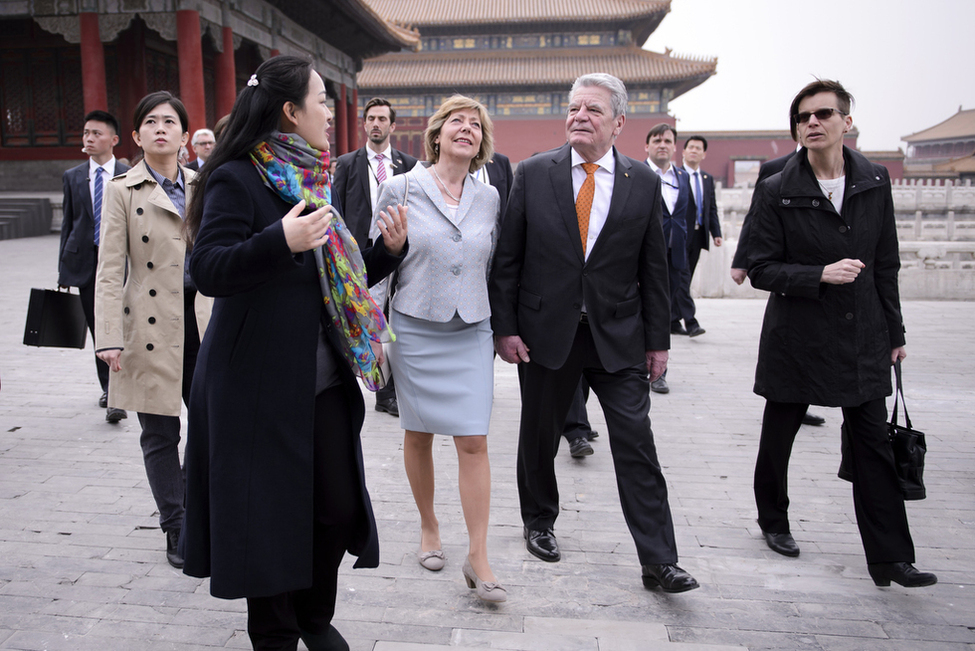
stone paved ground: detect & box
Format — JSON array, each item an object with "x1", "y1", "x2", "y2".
[{"x1": 1, "y1": 234, "x2": 973, "y2": 651}]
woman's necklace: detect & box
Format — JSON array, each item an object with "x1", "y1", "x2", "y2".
[{"x1": 431, "y1": 164, "x2": 462, "y2": 203}]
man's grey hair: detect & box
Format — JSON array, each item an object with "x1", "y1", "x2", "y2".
[
  {"x1": 191, "y1": 128, "x2": 215, "y2": 145},
  {"x1": 569, "y1": 73, "x2": 628, "y2": 118}
]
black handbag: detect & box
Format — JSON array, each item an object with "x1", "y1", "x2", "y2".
[
  {"x1": 23, "y1": 287, "x2": 88, "y2": 349},
  {"x1": 837, "y1": 360, "x2": 926, "y2": 500}
]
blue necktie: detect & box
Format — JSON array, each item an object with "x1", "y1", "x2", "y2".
[
  {"x1": 93, "y1": 167, "x2": 104, "y2": 246},
  {"x1": 693, "y1": 171, "x2": 703, "y2": 226}
]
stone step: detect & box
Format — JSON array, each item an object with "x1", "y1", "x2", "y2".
[{"x1": 0, "y1": 197, "x2": 52, "y2": 240}]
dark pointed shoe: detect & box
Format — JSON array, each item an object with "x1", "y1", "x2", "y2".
[
  {"x1": 670, "y1": 322, "x2": 688, "y2": 335},
  {"x1": 98, "y1": 391, "x2": 108, "y2": 408},
  {"x1": 763, "y1": 531, "x2": 800, "y2": 557},
  {"x1": 686, "y1": 324, "x2": 706, "y2": 337},
  {"x1": 585, "y1": 430, "x2": 599, "y2": 441},
  {"x1": 106, "y1": 407, "x2": 127, "y2": 423},
  {"x1": 299, "y1": 624, "x2": 350, "y2": 651},
  {"x1": 375, "y1": 396, "x2": 399, "y2": 416},
  {"x1": 868, "y1": 562, "x2": 937, "y2": 587},
  {"x1": 801, "y1": 412, "x2": 826, "y2": 426},
  {"x1": 641, "y1": 564, "x2": 699, "y2": 593},
  {"x1": 568, "y1": 437, "x2": 594, "y2": 458},
  {"x1": 524, "y1": 527, "x2": 560, "y2": 562},
  {"x1": 166, "y1": 529, "x2": 184, "y2": 569}
]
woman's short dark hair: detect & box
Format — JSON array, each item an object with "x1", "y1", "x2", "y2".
[
  {"x1": 185, "y1": 55, "x2": 316, "y2": 242},
  {"x1": 133, "y1": 91, "x2": 189, "y2": 134},
  {"x1": 789, "y1": 79, "x2": 854, "y2": 141}
]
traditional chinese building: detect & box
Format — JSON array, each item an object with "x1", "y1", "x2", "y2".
[
  {"x1": 0, "y1": 0, "x2": 418, "y2": 190},
  {"x1": 902, "y1": 107, "x2": 975, "y2": 181},
  {"x1": 357, "y1": 0, "x2": 716, "y2": 163}
]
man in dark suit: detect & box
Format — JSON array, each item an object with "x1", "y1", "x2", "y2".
[
  {"x1": 332, "y1": 97, "x2": 418, "y2": 416},
  {"x1": 58, "y1": 110, "x2": 129, "y2": 423},
  {"x1": 477, "y1": 152, "x2": 513, "y2": 217},
  {"x1": 644, "y1": 123, "x2": 690, "y2": 394},
  {"x1": 186, "y1": 128, "x2": 214, "y2": 171},
  {"x1": 679, "y1": 135, "x2": 723, "y2": 336},
  {"x1": 731, "y1": 151, "x2": 826, "y2": 429},
  {"x1": 332, "y1": 98, "x2": 419, "y2": 247},
  {"x1": 490, "y1": 73, "x2": 698, "y2": 593}
]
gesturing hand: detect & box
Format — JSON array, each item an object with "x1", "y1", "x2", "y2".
[
  {"x1": 282, "y1": 200, "x2": 333, "y2": 253},
  {"x1": 377, "y1": 203, "x2": 408, "y2": 256},
  {"x1": 821, "y1": 258, "x2": 865, "y2": 285}
]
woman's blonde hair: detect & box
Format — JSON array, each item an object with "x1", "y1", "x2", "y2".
[{"x1": 423, "y1": 95, "x2": 494, "y2": 173}]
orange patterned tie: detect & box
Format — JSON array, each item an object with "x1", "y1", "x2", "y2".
[{"x1": 576, "y1": 162, "x2": 598, "y2": 254}]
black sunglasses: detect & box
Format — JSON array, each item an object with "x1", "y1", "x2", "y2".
[{"x1": 793, "y1": 107, "x2": 847, "y2": 124}]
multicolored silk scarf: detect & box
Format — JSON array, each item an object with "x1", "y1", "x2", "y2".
[{"x1": 250, "y1": 131, "x2": 392, "y2": 391}]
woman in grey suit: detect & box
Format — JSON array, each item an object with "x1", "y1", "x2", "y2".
[{"x1": 375, "y1": 95, "x2": 504, "y2": 602}]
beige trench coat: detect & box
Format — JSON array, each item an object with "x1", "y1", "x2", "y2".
[{"x1": 94, "y1": 161, "x2": 211, "y2": 417}]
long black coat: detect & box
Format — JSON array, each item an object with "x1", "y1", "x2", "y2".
[
  {"x1": 182, "y1": 159, "x2": 402, "y2": 599},
  {"x1": 748, "y1": 147, "x2": 905, "y2": 407}
]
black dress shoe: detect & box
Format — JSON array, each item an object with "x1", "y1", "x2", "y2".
[
  {"x1": 686, "y1": 324, "x2": 706, "y2": 337},
  {"x1": 375, "y1": 396, "x2": 399, "y2": 416},
  {"x1": 868, "y1": 562, "x2": 937, "y2": 587},
  {"x1": 166, "y1": 529, "x2": 184, "y2": 569},
  {"x1": 641, "y1": 564, "x2": 700, "y2": 593},
  {"x1": 586, "y1": 430, "x2": 599, "y2": 441},
  {"x1": 670, "y1": 322, "x2": 688, "y2": 335},
  {"x1": 801, "y1": 412, "x2": 826, "y2": 426},
  {"x1": 763, "y1": 531, "x2": 800, "y2": 557},
  {"x1": 569, "y1": 437, "x2": 594, "y2": 458},
  {"x1": 106, "y1": 407, "x2": 127, "y2": 423},
  {"x1": 524, "y1": 527, "x2": 560, "y2": 562},
  {"x1": 98, "y1": 391, "x2": 108, "y2": 408},
  {"x1": 650, "y1": 377, "x2": 669, "y2": 394},
  {"x1": 299, "y1": 624, "x2": 350, "y2": 651}
]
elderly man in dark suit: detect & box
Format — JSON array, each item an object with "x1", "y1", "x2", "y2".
[
  {"x1": 490, "y1": 73, "x2": 699, "y2": 593},
  {"x1": 58, "y1": 110, "x2": 129, "y2": 423},
  {"x1": 678, "y1": 135, "x2": 723, "y2": 336},
  {"x1": 332, "y1": 97, "x2": 418, "y2": 416}
]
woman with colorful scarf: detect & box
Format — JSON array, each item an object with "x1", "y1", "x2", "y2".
[{"x1": 181, "y1": 56, "x2": 407, "y2": 651}]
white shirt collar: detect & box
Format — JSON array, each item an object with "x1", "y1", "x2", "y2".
[
  {"x1": 89, "y1": 156, "x2": 116, "y2": 178},
  {"x1": 367, "y1": 145, "x2": 392, "y2": 162},
  {"x1": 647, "y1": 159, "x2": 675, "y2": 179},
  {"x1": 571, "y1": 146, "x2": 616, "y2": 174}
]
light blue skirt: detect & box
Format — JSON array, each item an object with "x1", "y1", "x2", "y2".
[{"x1": 388, "y1": 309, "x2": 494, "y2": 436}]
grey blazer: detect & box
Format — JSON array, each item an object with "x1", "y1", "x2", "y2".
[{"x1": 375, "y1": 163, "x2": 500, "y2": 323}]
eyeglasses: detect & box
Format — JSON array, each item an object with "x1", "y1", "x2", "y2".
[
  {"x1": 793, "y1": 108, "x2": 847, "y2": 124},
  {"x1": 196, "y1": 141, "x2": 215, "y2": 147}
]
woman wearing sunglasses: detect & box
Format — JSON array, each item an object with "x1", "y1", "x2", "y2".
[{"x1": 747, "y1": 79, "x2": 935, "y2": 588}]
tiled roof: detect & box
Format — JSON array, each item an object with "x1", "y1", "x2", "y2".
[
  {"x1": 902, "y1": 108, "x2": 975, "y2": 143},
  {"x1": 363, "y1": 0, "x2": 670, "y2": 27},
  {"x1": 358, "y1": 47, "x2": 716, "y2": 90}
]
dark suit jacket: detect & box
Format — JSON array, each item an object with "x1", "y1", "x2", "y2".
[
  {"x1": 186, "y1": 159, "x2": 201, "y2": 171},
  {"x1": 482, "y1": 153, "x2": 513, "y2": 218},
  {"x1": 683, "y1": 166, "x2": 722, "y2": 251},
  {"x1": 332, "y1": 146, "x2": 418, "y2": 245},
  {"x1": 489, "y1": 144, "x2": 671, "y2": 374},
  {"x1": 58, "y1": 159, "x2": 130, "y2": 287},
  {"x1": 649, "y1": 162, "x2": 690, "y2": 270},
  {"x1": 732, "y1": 151, "x2": 795, "y2": 269}
]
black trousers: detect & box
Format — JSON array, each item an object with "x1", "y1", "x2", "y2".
[
  {"x1": 517, "y1": 321, "x2": 678, "y2": 565},
  {"x1": 562, "y1": 378, "x2": 593, "y2": 442},
  {"x1": 668, "y1": 247, "x2": 692, "y2": 326},
  {"x1": 78, "y1": 246, "x2": 110, "y2": 392},
  {"x1": 675, "y1": 227, "x2": 706, "y2": 328},
  {"x1": 754, "y1": 398, "x2": 915, "y2": 563},
  {"x1": 246, "y1": 385, "x2": 362, "y2": 651},
  {"x1": 137, "y1": 289, "x2": 201, "y2": 533}
]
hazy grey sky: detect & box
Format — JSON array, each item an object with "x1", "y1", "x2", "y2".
[{"x1": 643, "y1": 0, "x2": 975, "y2": 152}]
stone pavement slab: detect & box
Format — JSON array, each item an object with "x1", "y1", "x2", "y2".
[{"x1": 1, "y1": 235, "x2": 973, "y2": 650}]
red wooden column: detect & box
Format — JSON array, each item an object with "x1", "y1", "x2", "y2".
[
  {"x1": 176, "y1": 10, "x2": 207, "y2": 131},
  {"x1": 270, "y1": 48, "x2": 280, "y2": 58},
  {"x1": 347, "y1": 88, "x2": 358, "y2": 150},
  {"x1": 334, "y1": 84, "x2": 348, "y2": 155},
  {"x1": 79, "y1": 12, "x2": 108, "y2": 113},
  {"x1": 214, "y1": 25, "x2": 236, "y2": 118}
]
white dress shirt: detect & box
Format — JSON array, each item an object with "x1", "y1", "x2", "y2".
[
  {"x1": 571, "y1": 147, "x2": 615, "y2": 262},
  {"x1": 366, "y1": 145, "x2": 394, "y2": 212},
  {"x1": 647, "y1": 159, "x2": 678, "y2": 215},
  {"x1": 88, "y1": 156, "x2": 117, "y2": 213}
]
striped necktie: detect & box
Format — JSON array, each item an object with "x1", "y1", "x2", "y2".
[
  {"x1": 93, "y1": 166, "x2": 104, "y2": 246},
  {"x1": 693, "y1": 171, "x2": 703, "y2": 225},
  {"x1": 375, "y1": 153, "x2": 387, "y2": 184}
]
